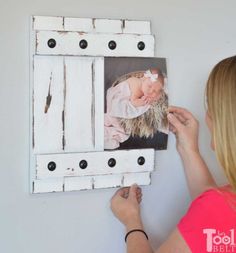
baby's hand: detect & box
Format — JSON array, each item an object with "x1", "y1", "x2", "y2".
[{"x1": 141, "y1": 95, "x2": 152, "y2": 105}]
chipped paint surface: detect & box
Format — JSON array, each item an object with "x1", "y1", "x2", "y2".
[{"x1": 30, "y1": 15, "x2": 156, "y2": 193}]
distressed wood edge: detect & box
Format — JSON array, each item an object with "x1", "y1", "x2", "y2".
[
  {"x1": 32, "y1": 15, "x2": 152, "y2": 35},
  {"x1": 32, "y1": 171, "x2": 153, "y2": 194},
  {"x1": 29, "y1": 16, "x2": 37, "y2": 194}
]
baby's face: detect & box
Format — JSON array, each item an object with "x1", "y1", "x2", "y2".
[{"x1": 142, "y1": 78, "x2": 163, "y2": 100}]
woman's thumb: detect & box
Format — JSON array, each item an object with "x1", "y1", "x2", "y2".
[{"x1": 128, "y1": 184, "x2": 139, "y2": 200}]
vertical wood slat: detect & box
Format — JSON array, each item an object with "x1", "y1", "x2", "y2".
[
  {"x1": 33, "y1": 56, "x2": 64, "y2": 154},
  {"x1": 93, "y1": 57, "x2": 104, "y2": 151},
  {"x1": 64, "y1": 57, "x2": 94, "y2": 152}
]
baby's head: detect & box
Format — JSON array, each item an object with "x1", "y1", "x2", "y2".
[{"x1": 141, "y1": 68, "x2": 165, "y2": 100}]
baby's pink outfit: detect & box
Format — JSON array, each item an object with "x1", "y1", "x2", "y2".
[{"x1": 104, "y1": 80, "x2": 150, "y2": 149}]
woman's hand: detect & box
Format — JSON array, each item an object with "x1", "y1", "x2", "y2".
[
  {"x1": 110, "y1": 184, "x2": 143, "y2": 228},
  {"x1": 167, "y1": 106, "x2": 200, "y2": 156}
]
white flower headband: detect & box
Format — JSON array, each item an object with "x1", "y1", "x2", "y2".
[{"x1": 144, "y1": 70, "x2": 158, "y2": 82}]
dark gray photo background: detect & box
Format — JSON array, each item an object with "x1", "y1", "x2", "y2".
[{"x1": 104, "y1": 57, "x2": 168, "y2": 150}]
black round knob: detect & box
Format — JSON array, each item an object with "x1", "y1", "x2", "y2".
[
  {"x1": 79, "y1": 160, "x2": 88, "y2": 169},
  {"x1": 108, "y1": 40, "x2": 117, "y2": 50},
  {"x1": 137, "y1": 41, "x2": 145, "y2": 51},
  {"x1": 47, "y1": 39, "x2": 56, "y2": 48},
  {"x1": 48, "y1": 161, "x2": 56, "y2": 171},
  {"x1": 79, "y1": 39, "x2": 88, "y2": 49},
  {"x1": 108, "y1": 158, "x2": 116, "y2": 167},
  {"x1": 137, "y1": 156, "x2": 145, "y2": 165}
]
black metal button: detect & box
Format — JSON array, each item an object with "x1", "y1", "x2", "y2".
[
  {"x1": 47, "y1": 39, "x2": 56, "y2": 48},
  {"x1": 137, "y1": 41, "x2": 145, "y2": 51},
  {"x1": 108, "y1": 40, "x2": 117, "y2": 50},
  {"x1": 48, "y1": 161, "x2": 56, "y2": 171},
  {"x1": 79, "y1": 160, "x2": 88, "y2": 169},
  {"x1": 137, "y1": 156, "x2": 145, "y2": 165},
  {"x1": 108, "y1": 158, "x2": 116, "y2": 167},
  {"x1": 79, "y1": 39, "x2": 88, "y2": 49}
]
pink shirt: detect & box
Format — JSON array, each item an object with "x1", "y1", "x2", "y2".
[{"x1": 177, "y1": 186, "x2": 236, "y2": 253}]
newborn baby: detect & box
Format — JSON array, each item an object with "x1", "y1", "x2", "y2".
[
  {"x1": 104, "y1": 68, "x2": 166, "y2": 149},
  {"x1": 128, "y1": 69, "x2": 164, "y2": 107}
]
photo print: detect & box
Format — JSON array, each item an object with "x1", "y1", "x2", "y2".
[{"x1": 104, "y1": 57, "x2": 169, "y2": 150}]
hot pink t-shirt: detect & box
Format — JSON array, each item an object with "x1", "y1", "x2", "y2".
[{"x1": 177, "y1": 186, "x2": 236, "y2": 253}]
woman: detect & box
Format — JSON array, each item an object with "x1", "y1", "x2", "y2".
[{"x1": 110, "y1": 55, "x2": 236, "y2": 253}]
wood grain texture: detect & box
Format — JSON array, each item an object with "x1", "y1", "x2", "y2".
[{"x1": 33, "y1": 56, "x2": 64, "y2": 154}]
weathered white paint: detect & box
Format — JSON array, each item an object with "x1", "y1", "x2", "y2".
[
  {"x1": 33, "y1": 56, "x2": 64, "y2": 154},
  {"x1": 33, "y1": 16, "x2": 64, "y2": 31},
  {"x1": 64, "y1": 57, "x2": 94, "y2": 152},
  {"x1": 35, "y1": 31, "x2": 155, "y2": 57},
  {"x1": 36, "y1": 149, "x2": 155, "y2": 179},
  {"x1": 93, "y1": 57, "x2": 104, "y2": 151},
  {"x1": 123, "y1": 20, "x2": 151, "y2": 34},
  {"x1": 64, "y1": 176, "x2": 93, "y2": 191},
  {"x1": 33, "y1": 178, "x2": 64, "y2": 193},
  {"x1": 123, "y1": 172, "x2": 151, "y2": 186},
  {"x1": 94, "y1": 19, "x2": 122, "y2": 33},
  {"x1": 64, "y1": 17, "x2": 94, "y2": 32},
  {"x1": 33, "y1": 16, "x2": 151, "y2": 35},
  {"x1": 93, "y1": 174, "x2": 123, "y2": 189}
]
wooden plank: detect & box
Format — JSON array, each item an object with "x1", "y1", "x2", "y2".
[
  {"x1": 33, "y1": 178, "x2": 64, "y2": 193},
  {"x1": 33, "y1": 56, "x2": 64, "y2": 154},
  {"x1": 33, "y1": 16, "x2": 64, "y2": 31},
  {"x1": 93, "y1": 174, "x2": 123, "y2": 189},
  {"x1": 64, "y1": 176, "x2": 93, "y2": 191},
  {"x1": 36, "y1": 149, "x2": 155, "y2": 179},
  {"x1": 64, "y1": 17, "x2": 93, "y2": 32},
  {"x1": 93, "y1": 57, "x2": 104, "y2": 151},
  {"x1": 64, "y1": 57, "x2": 94, "y2": 152},
  {"x1": 35, "y1": 31, "x2": 155, "y2": 57},
  {"x1": 123, "y1": 172, "x2": 151, "y2": 186},
  {"x1": 123, "y1": 20, "x2": 151, "y2": 34},
  {"x1": 94, "y1": 19, "x2": 122, "y2": 33}
]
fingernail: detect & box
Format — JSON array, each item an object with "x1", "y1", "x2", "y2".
[{"x1": 167, "y1": 113, "x2": 172, "y2": 118}]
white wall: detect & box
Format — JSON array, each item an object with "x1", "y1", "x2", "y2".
[{"x1": 0, "y1": 0, "x2": 235, "y2": 252}]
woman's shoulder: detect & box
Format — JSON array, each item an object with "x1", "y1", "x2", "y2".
[{"x1": 190, "y1": 186, "x2": 236, "y2": 212}]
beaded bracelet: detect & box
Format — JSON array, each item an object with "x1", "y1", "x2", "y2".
[{"x1": 125, "y1": 229, "x2": 149, "y2": 243}]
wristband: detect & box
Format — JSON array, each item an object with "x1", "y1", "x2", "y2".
[{"x1": 125, "y1": 229, "x2": 149, "y2": 243}]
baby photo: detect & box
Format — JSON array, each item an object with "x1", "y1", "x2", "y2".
[{"x1": 104, "y1": 57, "x2": 169, "y2": 150}]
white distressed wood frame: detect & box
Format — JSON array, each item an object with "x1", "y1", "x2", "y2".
[
  {"x1": 30, "y1": 15, "x2": 157, "y2": 194},
  {"x1": 33, "y1": 16, "x2": 151, "y2": 34}
]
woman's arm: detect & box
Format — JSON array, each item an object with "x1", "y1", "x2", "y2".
[
  {"x1": 167, "y1": 106, "x2": 217, "y2": 199},
  {"x1": 110, "y1": 185, "x2": 154, "y2": 253},
  {"x1": 110, "y1": 185, "x2": 191, "y2": 253}
]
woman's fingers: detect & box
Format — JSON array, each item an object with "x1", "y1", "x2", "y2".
[
  {"x1": 167, "y1": 106, "x2": 194, "y2": 121},
  {"x1": 167, "y1": 113, "x2": 183, "y2": 132}
]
